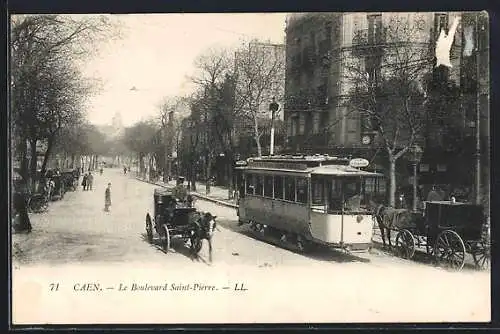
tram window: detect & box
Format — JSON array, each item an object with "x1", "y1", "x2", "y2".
[
  {"x1": 312, "y1": 177, "x2": 324, "y2": 205},
  {"x1": 329, "y1": 179, "x2": 343, "y2": 211},
  {"x1": 264, "y1": 175, "x2": 273, "y2": 197},
  {"x1": 343, "y1": 178, "x2": 362, "y2": 212},
  {"x1": 296, "y1": 178, "x2": 308, "y2": 204},
  {"x1": 274, "y1": 175, "x2": 284, "y2": 199},
  {"x1": 246, "y1": 174, "x2": 255, "y2": 195},
  {"x1": 255, "y1": 175, "x2": 264, "y2": 196},
  {"x1": 284, "y1": 176, "x2": 296, "y2": 201}
]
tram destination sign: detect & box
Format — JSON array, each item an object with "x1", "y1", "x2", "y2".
[
  {"x1": 349, "y1": 158, "x2": 369, "y2": 168},
  {"x1": 248, "y1": 161, "x2": 309, "y2": 170}
]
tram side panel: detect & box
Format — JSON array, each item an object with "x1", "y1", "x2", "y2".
[
  {"x1": 310, "y1": 212, "x2": 373, "y2": 250},
  {"x1": 238, "y1": 196, "x2": 311, "y2": 237}
]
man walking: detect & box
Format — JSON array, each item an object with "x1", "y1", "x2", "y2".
[
  {"x1": 104, "y1": 183, "x2": 112, "y2": 212},
  {"x1": 88, "y1": 172, "x2": 94, "y2": 191},
  {"x1": 82, "y1": 173, "x2": 88, "y2": 191}
]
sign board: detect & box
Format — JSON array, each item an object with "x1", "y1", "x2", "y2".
[{"x1": 349, "y1": 158, "x2": 369, "y2": 168}]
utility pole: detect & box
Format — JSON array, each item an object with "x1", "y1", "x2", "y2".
[{"x1": 269, "y1": 97, "x2": 279, "y2": 155}]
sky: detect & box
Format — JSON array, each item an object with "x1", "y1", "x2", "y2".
[{"x1": 82, "y1": 13, "x2": 288, "y2": 127}]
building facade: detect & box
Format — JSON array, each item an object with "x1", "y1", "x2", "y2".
[{"x1": 283, "y1": 12, "x2": 489, "y2": 205}]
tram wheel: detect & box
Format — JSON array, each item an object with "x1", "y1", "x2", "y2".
[{"x1": 296, "y1": 235, "x2": 308, "y2": 253}]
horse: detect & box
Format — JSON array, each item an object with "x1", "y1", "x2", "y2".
[
  {"x1": 373, "y1": 205, "x2": 417, "y2": 249},
  {"x1": 188, "y1": 211, "x2": 217, "y2": 263}
]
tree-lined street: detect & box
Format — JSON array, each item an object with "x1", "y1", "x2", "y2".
[
  {"x1": 12, "y1": 168, "x2": 489, "y2": 322},
  {"x1": 10, "y1": 12, "x2": 490, "y2": 325}
]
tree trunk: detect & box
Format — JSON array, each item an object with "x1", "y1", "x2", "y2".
[
  {"x1": 388, "y1": 156, "x2": 397, "y2": 207},
  {"x1": 71, "y1": 154, "x2": 76, "y2": 169},
  {"x1": 227, "y1": 152, "x2": 234, "y2": 200},
  {"x1": 190, "y1": 155, "x2": 197, "y2": 192},
  {"x1": 139, "y1": 152, "x2": 145, "y2": 178},
  {"x1": 255, "y1": 136, "x2": 262, "y2": 157},
  {"x1": 205, "y1": 152, "x2": 211, "y2": 195},
  {"x1": 41, "y1": 136, "x2": 55, "y2": 176},
  {"x1": 29, "y1": 139, "x2": 38, "y2": 193},
  {"x1": 19, "y1": 136, "x2": 29, "y2": 184}
]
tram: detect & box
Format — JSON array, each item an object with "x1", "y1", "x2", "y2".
[{"x1": 235, "y1": 154, "x2": 385, "y2": 252}]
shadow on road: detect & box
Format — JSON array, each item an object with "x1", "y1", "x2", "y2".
[
  {"x1": 216, "y1": 219, "x2": 370, "y2": 264},
  {"x1": 370, "y1": 239, "x2": 480, "y2": 272},
  {"x1": 139, "y1": 233, "x2": 212, "y2": 265}
]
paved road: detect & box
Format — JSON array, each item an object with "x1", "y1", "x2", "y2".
[{"x1": 12, "y1": 168, "x2": 490, "y2": 323}]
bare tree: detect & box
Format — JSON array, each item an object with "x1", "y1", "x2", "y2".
[
  {"x1": 10, "y1": 14, "x2": 117, "y2": 194},
  {"x1": 189, "y1": 47, "x2": 232, "y2": 193},
  {"x1": 234, "y1": 40, "x2": 285, "y2": 156},
  {"x1": 344, "y1": 15, "x2": 433, "y2": 206}
]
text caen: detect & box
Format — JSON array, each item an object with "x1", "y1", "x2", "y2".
[{"x1": 73, "y1": 282, "x2": 102, "y2": 292}]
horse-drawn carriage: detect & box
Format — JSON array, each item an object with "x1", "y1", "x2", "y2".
[
  {"x1": 61, "y1": 169, "x2": 79, "y2": 191},
  {"x1": 145, "y1": 188, "x2": 217, "y2": 260},
  {"x1": 375, "y1": 201, "x2": 490, "y2": 270}
]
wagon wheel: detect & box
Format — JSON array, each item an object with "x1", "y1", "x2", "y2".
[
  {"x1": 159, "y1": 224, "x2": 171, "y2": 252},
  {"x1": 145, "y1": 213, "x2": 153, "y2": 243},
  {"x1": 395, "y1": 229, "x2": 416, "y2": 260},
  {"x1": 434, "y1": 230, "x2": 466, "y2": 270},
  {"x1": 472, "y1": 241, "x2": 490, "y2": 270}
]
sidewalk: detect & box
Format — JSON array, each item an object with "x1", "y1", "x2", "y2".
[{"x1": 133, "y1": 173, "x2": 238, "y2": 209}]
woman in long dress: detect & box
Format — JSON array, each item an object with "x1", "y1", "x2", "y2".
[{"x1": 104, "y1": 183, "x2": 112, "y2": 212}]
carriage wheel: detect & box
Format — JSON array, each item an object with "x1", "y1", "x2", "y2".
[
  {"x1": 159, "y1": 224, "x2": 171, "y2": 252},
  {"x1": 395, "y1": 229, "x2": 416, "y2": 260},
  {"x1": 145, "y1": 214, "x2": 153, "y2": 243},
  {"x1": 434, "y1": 230, "x2": 466, "y2": 270},
  {"x1": 472, "y1": 241, "x2": 490, "y2": 270}
]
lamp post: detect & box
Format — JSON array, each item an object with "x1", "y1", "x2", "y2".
[
  {"x1": 408, "y1": 144, "x2": 424, "y2": 212},
  {"x1": 269, "y1": 97, "x2": 280, "y2": 156}
]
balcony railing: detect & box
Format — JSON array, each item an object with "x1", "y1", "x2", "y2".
[{"x1": 352, "y1": 28, "x2": 387, "y2": 47}]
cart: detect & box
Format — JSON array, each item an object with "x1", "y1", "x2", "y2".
[
  {"x1": 61, "y1": 170, "x2": 78, "y2": 191},
  {"x1": 391, "y1": 201, "x2": 490, "y2": 270},
  {"x1": 145, "y1": 188, "x2": 203, "y2": 254}
]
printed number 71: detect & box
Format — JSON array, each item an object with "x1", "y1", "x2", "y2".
[{"x1": 49, "y1": 283, "x2": 59, "y2": 291}]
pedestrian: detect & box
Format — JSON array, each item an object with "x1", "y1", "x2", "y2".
[
  {"x1": 104, "y1": 183, "x2": 112, "y2": 212},
  {"x1": 124, "y1": 166, "x2": 127, "y2": 175},
  {"x1": 88, "y1": 172, "x2": 94, "y2": 191},
  {"x1": 99, "y1": 167, "x2": 103, "y2": 175},
  {"x1": 82, "y1": 173, "x2": 88, "y2": 191}
]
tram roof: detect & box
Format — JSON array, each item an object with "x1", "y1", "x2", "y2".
[
  {"x1": 310, "y1": 165, "x2": 383, "y2": 177},
  {"x1": 236, "y1": 164, "x2": 383, "y2": 177}
]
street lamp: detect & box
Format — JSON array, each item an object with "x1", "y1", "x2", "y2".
[
  {"x1": 408, "y1": 144, "x2": 424, "y2": 212},
  {"x1": 269, "y1": 97, "x2": 280, "y2": 156}
]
